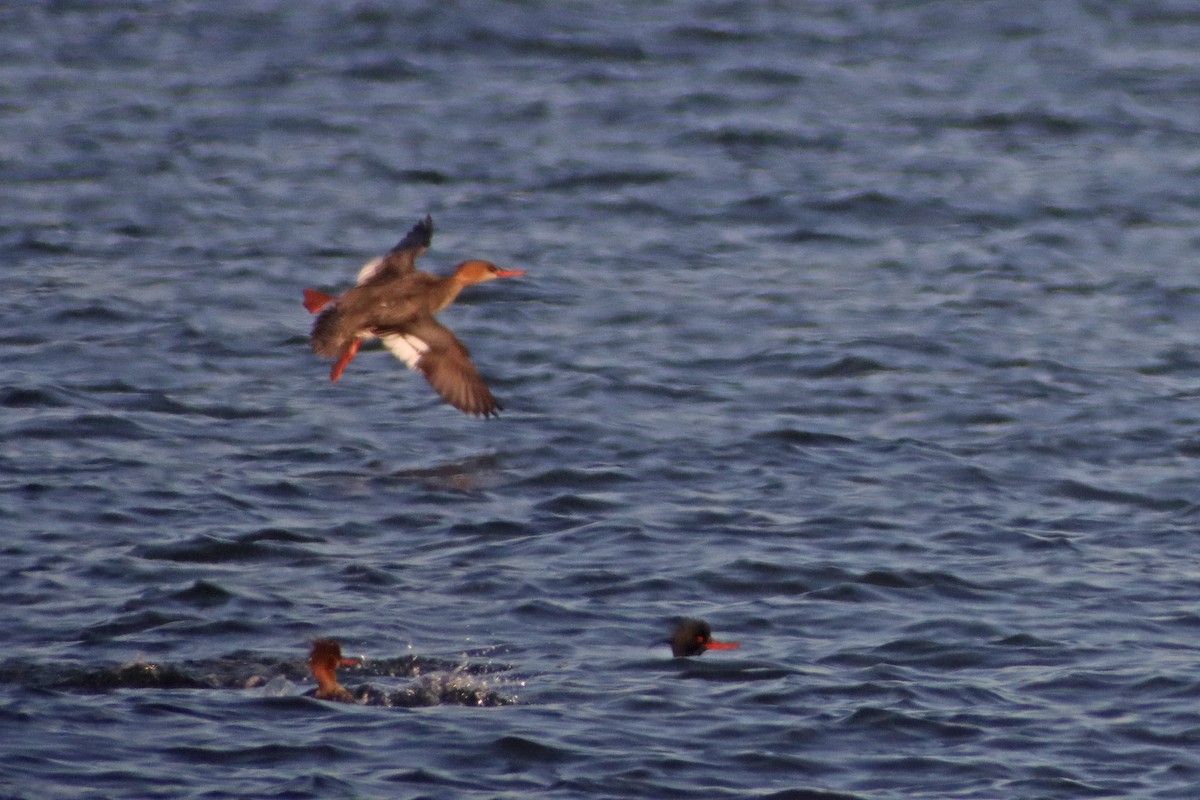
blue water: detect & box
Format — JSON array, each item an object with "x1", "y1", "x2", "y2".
[{"x1": 5, "y1": 2, "x2": 1200, "y2": 797}]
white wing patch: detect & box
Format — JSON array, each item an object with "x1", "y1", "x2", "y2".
[
  {"x1": 381, "y1": 333, "x2": 429, "y2": 371},
  {"x1": 356, "y1": 256, "x2": 385, "y2": 285}
]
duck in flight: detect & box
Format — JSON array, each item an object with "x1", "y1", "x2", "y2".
[{"x1": 303, "y1": 215, "x2": 524, "y2": 417}]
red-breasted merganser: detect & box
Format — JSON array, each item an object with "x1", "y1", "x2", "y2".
[
  {"x1": 303, "y1": 215, "x2": 524, "y2": 417},
  {"x1": 308, "y1": 639, "x2": 359, "y2": 702},
  {"x1": 669, "y1": 619, "x2": 740, "y2": 658}
]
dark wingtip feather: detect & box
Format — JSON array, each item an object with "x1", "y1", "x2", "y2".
[
  {"x1": 389, "y1": 214, "x2": 434, "y2": 254},
  {"x1": 469, "y1": 398, "x2": 501, "y2": 418}
]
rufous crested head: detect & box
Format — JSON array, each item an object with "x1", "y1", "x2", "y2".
[
  {"x1": 308, "y1": 638, "x2": 358, "y2": 672},
  {"x1": 308, "y1": 638, "x2": 359, "y2": 702},
  {"x1": 454, "y1": 259, "x2": 526, "y2": 284}
]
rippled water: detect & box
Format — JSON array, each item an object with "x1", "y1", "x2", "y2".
[{"x1": 5, "y1": 2, "x2": 1200, "y2": 798}]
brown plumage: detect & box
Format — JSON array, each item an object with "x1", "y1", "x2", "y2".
[
  {"x1": 308, "y1": 638, "x2": 358, "y2": 703},
  {"x1": 303, "y1": 216, "x2": 524, "y2": 417}
]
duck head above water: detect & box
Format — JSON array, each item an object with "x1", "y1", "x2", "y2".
[
  {"x1": 669, "y1": 619, "x2": 740, "y2": 658},
  {"x1": 308, "y1": 638, "x2": 360, "y2": 702}
]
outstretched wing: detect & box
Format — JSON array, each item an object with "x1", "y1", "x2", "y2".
[
  {"x1": 357, "y1": 215, "x2": 434, "y2": 284},
  {"x1": 379, "y1": 316, "x2": 501, "y2": 417}
]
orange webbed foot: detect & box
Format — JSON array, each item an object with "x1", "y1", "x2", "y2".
[
  {"x1": 330, "y1": 339, "x2": 361, "y2": 382},
  {"x1": 303, "y1": 289, "x2": 336, "y2": 314}
]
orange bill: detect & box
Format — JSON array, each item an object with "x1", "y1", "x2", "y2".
[{"x1": 706, "y1": 640, "x2": 740, "y2": 650}]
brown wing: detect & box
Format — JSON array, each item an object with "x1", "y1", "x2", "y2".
[
  {"x1": 365, "y1": 215, "x2": 433, "y2": 283},
  {"x1": 383, "y1": 316, "x2": 501, "y2": 417}
]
